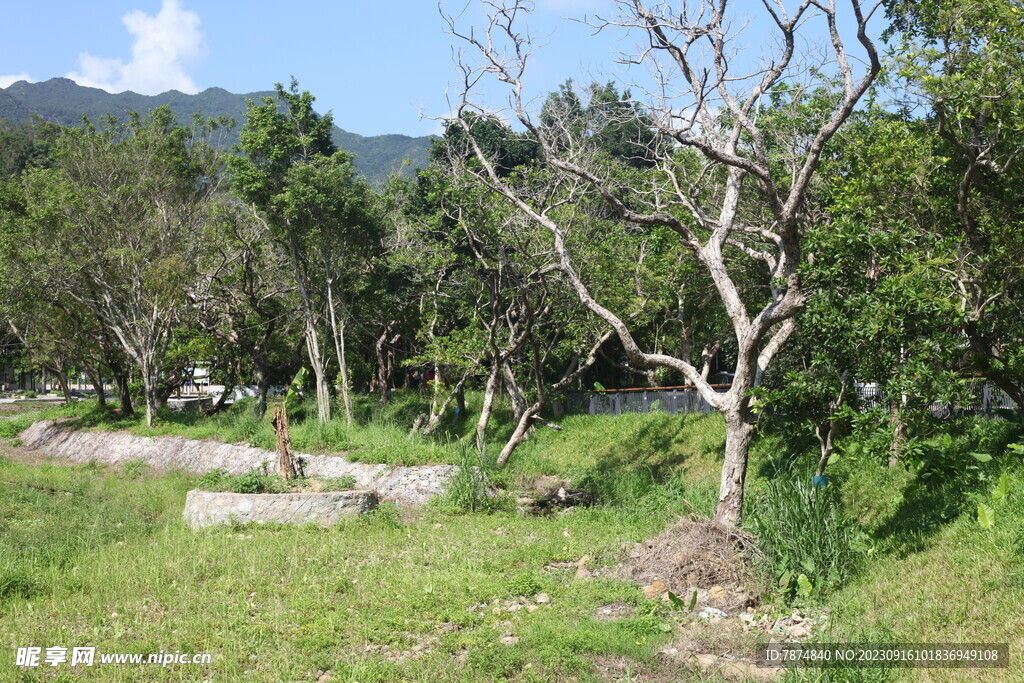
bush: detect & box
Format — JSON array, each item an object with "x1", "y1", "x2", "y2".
[
  {"x1": 747, "y1": 476, "x2": 867, "y2": 601},
  {"x1": 435, "y1": 444, "x2": 501, "y2": 514},
  {"x1": 196, "y1": 468, "x2": 289, "y2": 494}
]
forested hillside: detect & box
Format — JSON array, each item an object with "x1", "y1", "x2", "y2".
[{"x1": 0, "y1": 78, "x2": 431, "y2": 184}]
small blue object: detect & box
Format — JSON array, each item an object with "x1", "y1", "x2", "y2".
[
  {"x1": 454, "y1": 406, "x2": 461, "y2": 415},
  {"x1": 811, "y1": 475, "x2": 830, "y2": 488}
]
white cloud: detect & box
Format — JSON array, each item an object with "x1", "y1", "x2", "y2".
[
  {"x1": 0, "y1": 73, "x2": 33, "y2": 88},
  {"x1": 67, "y1": 0, "x2": 204, "y2": 95}
]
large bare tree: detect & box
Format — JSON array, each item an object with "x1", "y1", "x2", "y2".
[{"x1": 448, "y1": 0, "x2": 880, "y2": 525}]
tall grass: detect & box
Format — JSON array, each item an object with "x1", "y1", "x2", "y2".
[{"x1": 747, "y1": 476, "x2": 867, "y2": 600}]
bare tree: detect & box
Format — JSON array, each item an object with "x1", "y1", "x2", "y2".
[{"x1": 447, "y1": 0, "x2": 880, "y2": 526}]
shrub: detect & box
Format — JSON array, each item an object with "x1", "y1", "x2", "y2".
[
  {"x1": 505, "y1": 572, "x2": 542, "y2": 597},
  {"x1": 436, "y1": 444, "x2": 499, "y2": 514},
  {"x1": 747, "y1": 476, "x2": 867, "y2": 601}
]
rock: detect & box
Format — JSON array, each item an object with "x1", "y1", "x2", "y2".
[
  {"x1": 534, "y1": 593, "x2": 550, "y2": 604},
  {"x1": 787, "y1": 625, "x2": 811, "y2": 639},
  {"x1": 574, "y1": 567, "x2": 593, "y2": 579},
  {"x1": 593, "y1": 602, "x2": 634, "y2": 622},
  {"x1": 21, "y1": 419, "x2": 462, "y2": 507},
  {"x1": 525, "y1": 487, "x2": 598, "y2": 514},
  {"x1": 499, "y1": 635, "x2": 519, "y2": 646},
  {"x1": 708, "y1": 585, "x2": 726, "y2": 604},
  {"x1": 182, "y1": 489, "x2": 378, "y2": 528},
  {"x1": 698, "y1": 607, "x2": 728, "y2": 620},
  {"x1": 643, "y1": 580, "x2": 667, "y2": 600}
]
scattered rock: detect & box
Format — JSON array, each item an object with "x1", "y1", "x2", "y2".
[
  {"x1": 593, "y1": 602, "x2": 635, "y2": 622},
  {"x1": 499, "y1": 634, "x2": 520, "y2": 646},
  {"x1": 534, "y1": 593, "x2": 550, "y2": 604},
  {"x1": 698, "y1": 607, "x2": 728, "y2": 620}
]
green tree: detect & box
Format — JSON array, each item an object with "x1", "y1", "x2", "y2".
[
  {"x1": 449, "y1": 0, "x2": 881, "y2": 526},
  {"x1": 14, "y1": 107, "x2": 223, "y2": 426},
  {"x1": 230, "y1": 80, "x2": 382, "y2": 424},
  {"x1": 888, "y1": 0, "x2": 1024, "y2": 413}
]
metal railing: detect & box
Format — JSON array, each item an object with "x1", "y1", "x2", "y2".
[
  {"x1": 565, "y1": 379, "x2": 1018, "y2": 418},
  {"x1": 855, "y1": 380, "x2": 1018, "y2": 416},
  {"x1": 565, "y1": 385, "x2": 730, "y2": 417}
]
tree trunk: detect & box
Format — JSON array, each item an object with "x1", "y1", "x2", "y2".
[
  {"x1": 495, "y1": 330, "x2": 613, "y2": 467},
  {"x1": 714, "y1": 410, "x2": 756, "y2": 527},
  {"x1": 48, "y1": 365, "x2": 73, "y2": 403},
  {"x1": 206, "y1": 363, "x2": 236, "y2": 416},
  {"x1": 476, "y1": 364, "x2": 501, "y2": 452},
  {"x1": 497, "y1": 405, "x2": 540, "y2": 466},
  {"x1": 888, "y1": 400, "x2": 905, "y2": 467},
  {"x1": 374, "y1": 326, "x2": 390, "y2": 402},
  {"x1": 254, "y1": 365, "x2": 270, "y2": 417},
  {"x1": 326, "y1": 281, "x2": 352, "y2": 426},
  {"x1": 455, "y1": 383, "x2": 466, "y2": 416},
  {"x1": 113, "y1": 370, "x2": 133, "y2": 415},
  {"x1": 84, "y1": 364, "x2": 106, "y2": 408},
  {"x1": 502, "y1": 361, "x2": 527, "y2": 424},
  {"x1": 141, "y1": 359, "x2": 160, "y2": 428},
  {"x1": 304, "y1": 319, "x2": 330, "y2": 423},
  {"x1": 422, "y1": 373, "x2": 470, "y2": 437}
]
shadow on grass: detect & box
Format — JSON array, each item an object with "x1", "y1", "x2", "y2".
[
  {"x1": 562, "y1": 413, "x2": 723, "y2": 514},
  {"x1": 752, "y1": 415, "x2": 1024, "y2": 558}
]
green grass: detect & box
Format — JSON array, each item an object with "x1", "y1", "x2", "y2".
[
  {"x1": 5, "y1": 398, "x2": 1024, "y2": 680},
  {"x1": 0, "y1": 455, "x2": 686, "y2": 682}
]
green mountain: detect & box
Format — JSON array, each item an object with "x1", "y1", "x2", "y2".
[{"x1": 0, "y1": 78, "x2": 433, "y2": 185}]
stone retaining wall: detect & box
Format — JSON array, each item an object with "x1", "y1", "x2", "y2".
[
  {"x1": 182, "y1": 489, "x2": 379, "y2": 528},
  {"x1": 19, "y1": 420, "x2": 458, "y2": 506}
]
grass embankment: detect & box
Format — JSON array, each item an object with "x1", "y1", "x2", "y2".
[
  {"x1": 0, "y1": 409, "x2": 720, "y2": 682},
  {"x1": 2, "y1": 395, "x2": 1023, "y2": 680}
]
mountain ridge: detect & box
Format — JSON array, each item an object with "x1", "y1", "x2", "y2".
[{"x1": 0, "y1": 78, "x2": 433, "y2": 184}]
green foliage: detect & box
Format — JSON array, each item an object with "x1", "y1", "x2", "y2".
[
  {"x1": 435, "y1": 444, "x2": 504, "y2": 514},
  {"x1": 359, "y1": 501, "x2": 402, "y2": 529},
  {"x1": 504, "y1": 572, "x2": 543, "y2": 597},
  {"x1": 747, "y1": 476, "x2": 867, "y2": 601},
  {"x1": 121, "y1": 460, "x2": 148, "y2": 479},
  {"x1": 193, "y1": 467, "x2": 352, "y2": 495}
]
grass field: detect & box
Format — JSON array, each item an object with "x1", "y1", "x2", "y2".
[{"x1": 2, "y1": 394, "x2": 1023, "y2": 681}]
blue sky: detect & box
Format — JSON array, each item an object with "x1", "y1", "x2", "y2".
[{"x1": 0, "y1": 1, "x2": 883, "y2": 137}]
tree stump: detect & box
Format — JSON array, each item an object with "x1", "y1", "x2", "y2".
[{"x1": 271, "y1": 406, "x2": 301, "y2": 479}]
